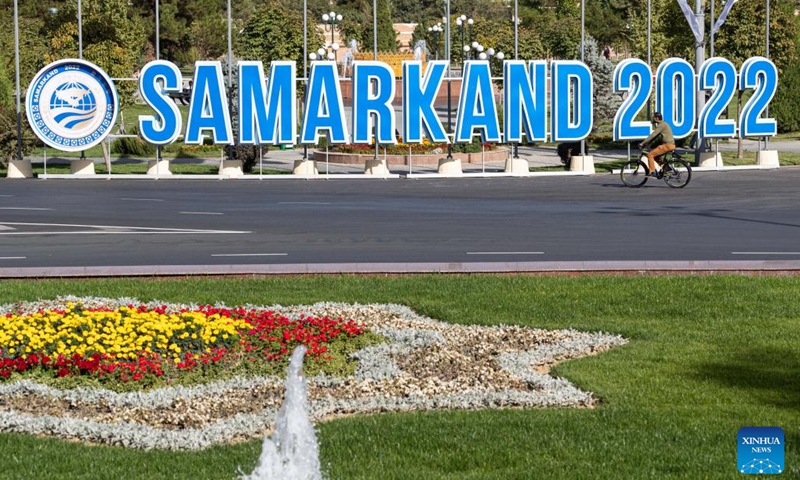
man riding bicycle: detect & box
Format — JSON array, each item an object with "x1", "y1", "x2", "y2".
[{"x1": 638, "y1": 112, "x2": 675, "y2": 176}]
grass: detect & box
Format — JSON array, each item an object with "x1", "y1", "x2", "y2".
[{"x1": 0, "y1": 275, "x2": 797, "y2": 479}]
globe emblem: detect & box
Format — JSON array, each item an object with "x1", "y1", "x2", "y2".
[{"x1": 49, "y1": 81, "x2": 98, "y2": 131}]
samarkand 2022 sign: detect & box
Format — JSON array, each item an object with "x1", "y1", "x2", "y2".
[{"x1": 25, "y1": 56, "x2": 778, "y2": 153}]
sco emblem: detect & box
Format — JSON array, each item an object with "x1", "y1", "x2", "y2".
[{"x1": 25, "y1": 59, "x2": 118, "y2": 152}]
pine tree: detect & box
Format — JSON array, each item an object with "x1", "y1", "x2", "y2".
[
  {"x1": 582, "y1": 35, "x2": 620, "y2": 127},
  {"x1": 363, "y1": 0, "x2": 396, "y2": 52}
]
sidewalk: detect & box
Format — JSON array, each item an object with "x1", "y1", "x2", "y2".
[
  {"x1": 259, "y1": 144, "x2": 626, "y2": 174},
  {"x1": 24, "y1": 138, "x2": 791, "y2": 176}
]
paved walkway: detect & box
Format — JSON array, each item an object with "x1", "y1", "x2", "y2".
[
  {"x1": 24, "y1": 138, "x2": 790, "y2": 175},
  {"x1": 257, "y1": 144, "x2": 623, "y2": 174}
]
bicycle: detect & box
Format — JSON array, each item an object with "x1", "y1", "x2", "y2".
[{"x1": 620, "y1": 148, "x2": 693, "y2": 188}]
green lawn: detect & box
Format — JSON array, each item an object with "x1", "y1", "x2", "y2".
[{"x1": 0, "y1": 275, "x2": 797, "y2": 479}]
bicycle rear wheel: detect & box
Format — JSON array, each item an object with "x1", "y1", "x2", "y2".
[
  {"x1": 662, "y1": 159, "x2": 692, "y2": 188},
  {"x1": 620, "y1": 160, "x2": 649, "y2": 187}
]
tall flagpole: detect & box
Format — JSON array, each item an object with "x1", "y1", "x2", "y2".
[
  {"x1": 226, "y1": 0, "x2": 233, "y2": 160},
  {"x1": 78, "y1": 0, "x2": 84, "y2": 160},
  {"x1": 156, "y1": 0, "x2": 161, "y2": 164},
  {"x1": 580, "y1": 0, "x2": 585, "y2": 156},
  {"x1": 646, "y1": 0, "x2": 651, "y2": 118},
  {"x1": 13, "y1": 0, "x2": 22, "y2": 161},
  {"x1": 303, "y1": 0, "x2": 308, "y2": 161},
  {"x1": 709, "y1": 0, "x2": 715, "y2": 58},
  {"x1": 446, "y1": 0, "x2": 452, "y2": 160},
  {"x1": 512, "y1": 0, "x2": 519, "y2": 159},
  {"x1": 155, "y1": 0, "x2": 160, "y2": 60},
  {"x1": 78, "y1": 0, "x2": 83, "y2": 58},
  {"x1": 514, "y1": 0, "x2": 518, "y2": 59},
  {"x1": 765, "y1": 0, "x2": 770, "y2": 150},
  {"x1": 373, "y1": 0, "x2": 378, "y2": 161},
  {"x1": 693, "y1": 0, "x2": 705, "y2": 165}
]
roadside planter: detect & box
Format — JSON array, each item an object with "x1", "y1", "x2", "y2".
[{"x1": 315, "y1": 143, "x2": 511, "y2": 175}]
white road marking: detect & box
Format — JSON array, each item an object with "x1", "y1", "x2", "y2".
[
  {"x1": 0, "y1": 257, "x2": 25, "y2": 260},
  {"x1": 278, "y1": 202, "x2": 332, "y2": 205},
  {"x1": 120, "y1": 198, "x2": 164, "y2": 202},
  {"x1": 0, "y1": 222, "x2": 249, "y2": 235},
  {"x1": 0, "y1": 225, "x2": 15, "y2": 231},
  {"x1": 180, "y1": 211, "x2": 223, "y2": 215},
  {"x1": 0, "y1": 207, "x2": 53, "y2": 211},
  {"x1": 466, "y1": 251, "x2": 545, "y2": 255},
  {"x1": 211, "y1": 253, "x2": 288, "y2": 257},
  {"x1": 732, "y1": 252, "x2": 800, "y2": 255},
  {"x1": 0, "y1": 195, "x2": 14, "y2": 197}
]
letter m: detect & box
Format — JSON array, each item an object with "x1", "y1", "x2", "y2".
[{"x1": 238, "y1": 61, "x2": 297, "y2": 145}]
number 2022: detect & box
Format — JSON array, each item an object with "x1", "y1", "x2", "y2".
[{"x1": 612, "y1": 56, "x2": 778, "y2": 141}]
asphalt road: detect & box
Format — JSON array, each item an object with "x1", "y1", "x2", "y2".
[{"x1": 1, "y1": 168, "x2": 800, "y2": 276}]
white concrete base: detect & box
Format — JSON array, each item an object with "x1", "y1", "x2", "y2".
[
  {"x1": 147, "y1": 159, "x2": 172, "y2": 175},
  {"x1": 504, "y1": 157, "x2": 530, "y2": 174},
  {"x1": 70, "y1": 159, "x2": 95, "y2": 175},
  {"x1": 219, "y1": 159, "x2": 243, "y2": 177},
  {"x1": 757, "y1": 150, "x2": 780, "y2": 168},
  {"x1": 7, "y1": 159, "x2": 33, "y2": 178},
  {"x1": 698, "y1": 151, "x2": 723, "y2": 167},
  {"x1": 364, "y1": 158, "x2": 391, "y2": 175},
  {"x1": 569, "y1": 155, "x2": 595, "y2": 174},
  {"x1": 437, "y1": 157, "x2": 463, "y2": 175},
  {"x1": 293, "y1": 159, "x2": 318, "y2": 175}
]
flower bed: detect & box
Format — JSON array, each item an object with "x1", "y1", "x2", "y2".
[
  {"x1": 316, "y1": 142, "x2": 510, "y2": 165},
  {"x1": 0, "y1": 300, "x2": 376, "y2": 390},
  {"x1": 0, "y1": 297, "x2": 628, "y2": 450}
]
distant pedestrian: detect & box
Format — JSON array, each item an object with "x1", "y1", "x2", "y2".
[{"x1": 603, "y1": 45, "x2": 611, "y2": 60}]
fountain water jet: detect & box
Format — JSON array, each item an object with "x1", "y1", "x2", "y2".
[{"x1": 241, "y1": 346, "x2": 322, "y2": 480}]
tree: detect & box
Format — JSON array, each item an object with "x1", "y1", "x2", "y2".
[
  {"x1": 46, "y1": 0, "x2": 147, "y2": 108},
  {"x1": 714, "y1": 0, "x2": 797, "y2": 145},
  {"x1": 0, "y1": 57, "x2": 35, "y2": 165},
  {"x1": 524, "y1": 0, "x2": 581, "y2": 59},
  {"x1": 771, "y1": 61, "x2": 800, "y2": 133},
  {"x1": 585, "y1": 0, "x2": 630, "y2": 49},
  {"x1": 582, "y1": 35, "x2": 620, "y2": 127},
  {"x1": 391, "y1": 0, "x2": 441, "y2": 23},
  {"x1": 236, "y1": 1, "x2": 321, "y2": 67},
  {"x1": 715, "y1": 0, "x2": 796, "y2": 72},
  {"x1": 190, "y1": 14, "x2": 229, "y2": 61},
  {"x1": 361, "y1": 0, "x2": 397, "y2": 52}
]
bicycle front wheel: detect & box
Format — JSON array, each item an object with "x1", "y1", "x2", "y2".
[
  {"x1": 663, "y1": 159, "x2": 692, "y2": 188},
  {"x1": 620, "y1": 160, "x2": 649, "y2": 187}
]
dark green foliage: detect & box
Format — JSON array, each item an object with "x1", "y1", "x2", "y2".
[
  {"x1": 0, "y1": 56, "x2": 37, "y2": 163},
  {"x1": 375, "y1": 0, "x2": 396, "y2": 51},
  {"x1": 229, "y1": 144, "x2": 260, "y2": 173},
  {"x1": 109, "y1": 138, "x2": 155, "y2": 157},
  {"x1": 585, "y1": 0, "x2": 629, "y2": 47},
  {"x1": 526, "y1": 0, "x2": 581, "y2": 59},
  {"x1": 111, "y1": 127, "x2": 157, "y2": 157},
  {"x1": 236, "y1": 1, "x2": 321, "y2": 67},
  {"x1": 772, "y1": 59, "x2": 800, "y2": 132}
]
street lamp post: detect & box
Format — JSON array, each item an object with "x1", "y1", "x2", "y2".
[
  {"x1": 427, "y1": 22, "x2": 444, "y2": 59},
  {"x1": 482, "y1": 48, "x2": 504, "y2": 72},
  {"x1": 444, "y1": 3, "x2": 452, "y2": 160},
  {"x1": 456, "y1": 15, "x2": 472, "y2": 65},
  {"x1": 13, "y1": 0, "x2": 21, "y2": 161},
  {"x1": 322, "y1": 11, "x2": 343, "y2": 57}
]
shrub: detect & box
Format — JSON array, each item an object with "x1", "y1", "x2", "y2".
[
  {"x1": 229, "y1": 144, "x2": 263, "y2": 173},
  {"x1": 111, "y1": 127, "x2": 156, "y2": 157}
]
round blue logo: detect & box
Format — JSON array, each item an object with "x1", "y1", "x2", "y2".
[{"x1": 26, "y1": 59, "x2": 118, "y2": 152}]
